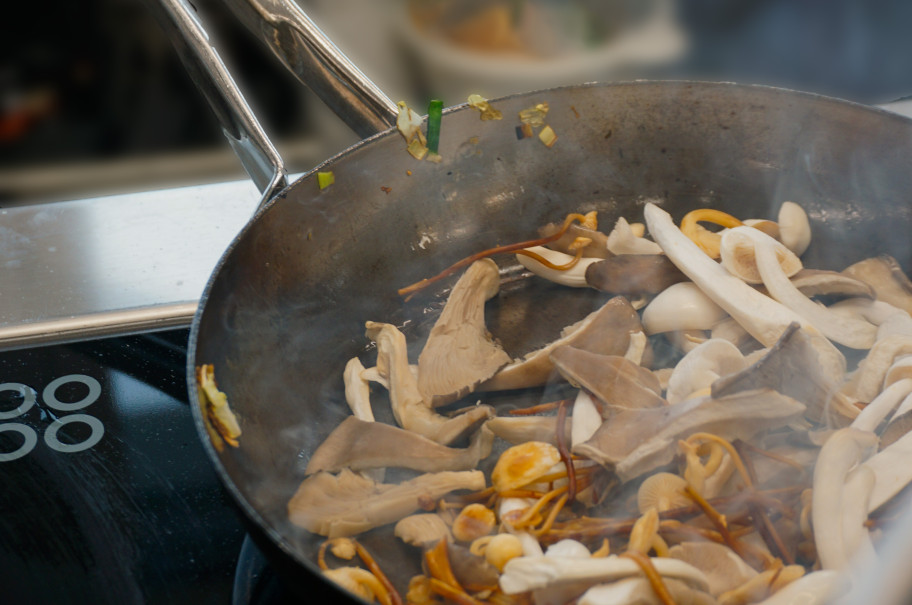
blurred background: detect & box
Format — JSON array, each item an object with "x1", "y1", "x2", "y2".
[{"x1": 3, "y1": 0, "x2": 912, "y2": 205}]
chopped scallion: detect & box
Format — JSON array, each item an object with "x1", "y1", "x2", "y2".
[
  {"x1": 427, "y1": 99, "x2": 443, "y2": 154},
  {"x1": 317, "y1": 171, "x2": 335, "y2": 189}
]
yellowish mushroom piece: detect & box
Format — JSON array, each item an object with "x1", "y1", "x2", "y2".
[
  {"x1": 636, "y1": 472, "x2": 690, "y2": 514},
  {"x1": 451, "y1": 503, "x2": 496, "y2": 543},
  {"x1": 491, "y1": 441, "x2": 562, "y2": 493},
  {"x1": 483, "y1": 534, "x2": 525, "y2": 572}
]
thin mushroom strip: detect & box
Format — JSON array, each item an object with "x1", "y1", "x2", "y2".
[{"x1": 618, "y1": 551, "x2": 677, "y2": 605}]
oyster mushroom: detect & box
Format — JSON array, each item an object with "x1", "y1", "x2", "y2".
[
  {"x1": 584, "y1": 255, "x2": 687, "y2": 295},
  {"x1": 720, "y1": 225, "x2": 802, "y2": 284},
  {"x1": 487, "y1": 415, "x2": 571, "y2": 447},
  {"x1": 417, "y1": 258, "x2": 512, "y2": 406},
  {"x1": 642, "y1": 282, "x2": 728, "y2": 336},
  {"x1": 578, "y1": 577, "x2": 715, "y2": 605},
  {"x1": 752, "y1": 570, "x2": 841, "y2": 605},
  {"x1": 343, "y1": 357, "x2": 374, "y2": 421},
  {"x1": 304, "y1": 416, "x2": 494, "y2": 475},
  {"x1": 668, "y1": 542, "x2": 758, "y2": 597},
  {"x1": 575, "y1": 389, "x2": 805, "y2": 481},
  {"x1": 366, "y1": 321, "x2": 494, "y2": 445},
  {"x1": 481, "y1": 296, "x2": 643, "y2": 391},
  {"x1": 788, "y1": 269, "x2": 875, "y2": 300},
  {"x1": 720, "y1": 226, "x2": 876, "y2": 349},
  {"x1": 711, "y1": 322, "x2": 857, "y2": 423},
  {"x1": 778, "y1": 201, "x2": 812, "y2": 256},
  {"x1": 550, "y1": 346, "x2": 665, "y2": 411},
  {"x1": 666, "y1": 339, "x2": 747, "y2": 404},
  {"x1": 288, "y1": 468, "x2": 485, "y2": 538},
  {"x1": 606, "y1": 216, "x2": 664, "y2": 255},
  {"x1": 842, "y1": 255, "x2": 912, "y2": 315},
  {"x1": 516, "y1": 245, "x2": 603, "y2": 287}
]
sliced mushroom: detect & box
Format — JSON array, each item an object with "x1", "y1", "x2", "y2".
[
  {"x1": 666, "y1": 339, "x2": 746, "y2": 404},
  {"x1": 481, "y1": 296, "x2": 643, "y2": 391},
  {"x1": 304, "y1": 416, "x2": 494, "y2": 475},
  {"x1": 642, "y1": 282, "x2": 728, "y2": 335},
  {"x1": 861, "y1": 427, "x2": 912, "y2": 512},
  {"x1": 539, "y1": 221, "x2": 611, "y2": 258},
  {"x1": 366, "y1": 321, "x2": 494, "y2": 445},
  {"x1": 288, "y1": 468, "x2": 486, "y2": 538},
  {"x1": 720, "y1": 225, "x2": 802, "y2": 284},
  {"x1": 788, "y1": 269, "x2": 875, "y2": 300},
  {"x1": 842, "y1": 255, "x2": 912, "y2": 315},
  {"x1": 576, "y1": 389, "x2": 805, "y2": 482},
  {"x1": 712, "y1": 323, "x2": 857, "y2": 423},
  {"x1": 606, "y1": 216, "x2": 664, "y2": 255},
  {"x1": 499, "y1": 554, "x2": 709, "y2": 595},
  {"x1": 584, "y1": 255, "x2": 687, "y2": 295},
  {"x1": 486, "y1": 415, "x2": 571, "y2": 447},
  {"x1": 721, "y1": 226, "x2": 876, "y2": 349},
  {"x1": 850, "y1": 378, "x2": 912, "y2": 434},
  {"x1": 841, "y1": 334, "x2": 912, "y2": 403},
  {"x1": 394, "y1": 513, "x2": 453, "y2": 547},
  {"x1": 571, "y1": 390, "x2": 602, "y2": 448},
  {"x1": 668, "y1": 542, "x2": 758, "y2": 597},
  {"x1": 516, "y1": 246, "x2": 604, "y2": 287},
  {"x1": 418, "y1": 258, "x2": 512, "y2": 406},
  {"x1": 343, "y1": 357, "x2": 374, "y2": 421},
  {"x1": 752, "y1": 570, "x2": 841, "y2": 605},
  {"x1": 550, "y1": 346, "x2": 665, "y2": 411}
]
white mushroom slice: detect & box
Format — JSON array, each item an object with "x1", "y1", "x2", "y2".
[
  {"x1": 777, "y1": 201, "x2": 812, "y2": 256},
  {"x1": 720, "y1": 225, "x2": 802, "y2": 284},
  {"x1": 579, "y1": 578, "x2": 716, "y2": 605},
  {"x1": 642, "y1": 282, "x2": 728, "y2": 335},
  {"x1": 811, "y1": 427, "x2": 878, "y2": 571},
  {"x1": 722, "y1": 226, "x2": 876, "y2": 349},
  {"x1": 343, "y1": 357, "x2": 374, "y2": 421},
  {"x1": 710, "y1": 316, "x2": 757, "y2": 350},
  {"x1": 304, "y1": 417, "x2": 494, "y2": 475},
  {"x1": 606, "y1": 216, "x2": 663, "y2": 255},
  {"x1": 643, "y1": 204, "x2": 845, "y2": 381},
  {"x1": 753, "y1": 570, "x2": 841, "y2": 605},
  {"x1": 666, "y1": 330, "x2": 708, "y2": 354},
  {"x1": 842, "y1": 255, "x2": 912, "y2": 316},
  {"x1": 487, "y1": 416, "x2": 570, "y2": 447},
  {"x1": 623, "y1": 330, "x2": 649, "y2": 365},
  {"x1": 571, "y1": 390, "x2": 602, "y2": 447},
  {"x1": 850, "y1": 378, "x2": 912, "y2": 433},
  {"x1": 481, "y1": 296, "x2": 643, "y2": 391},
  {"x1": 288, "y1": 468, "x2": 485, "y2": 538},
  {"x1": 840, "y1": 465, "x2": 877, "y2": 565},
  {"x1": 366, "y1": 321, "x2": 493, "y2": 445},
  {"x1": 545, "y1": 539, "x2": 592, "y2": 559},
  {"x1": 841, "y1": 335, "x2": 912, "y2": 403},
  {"x1": 789, "y1": 269, "x2": 875, "y2": 300},
  {"x1": 861, "y1": 427, "x2": 912, "y2": 512},
  {"x1": 499, "y1": 554, "x2": 709, "y2": 595},
  {"x1": 666, "y1": 339, "x2": 746, "y2": 404},
  {"x1": 417, "y1": 258, "x2": 511, "y2": 407},
  {"x1": 668, "y1": 542, "x2": 758, "y2": 597},
  {"x1": 884, "y1": 355, "x2": 912, "y2": 388},
  {"x1": 394, "y1": 513, "x2": 453, "y2": 547},
  {"x1": 828, "y1": 299, "x2": 912, "y2": 343},
  {"x1": 516, "y1": 246, "x2": 602, "y2": 287}
]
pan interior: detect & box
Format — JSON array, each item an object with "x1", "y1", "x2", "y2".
[{"x1": 189, "y1": 81, "x2": 912, "y2": 595}]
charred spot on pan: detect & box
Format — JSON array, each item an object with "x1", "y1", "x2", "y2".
[{"x1": 604, "y1": 129, "x2": 613, "y2": 139}]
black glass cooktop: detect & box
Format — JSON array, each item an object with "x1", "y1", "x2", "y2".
[{"x1": 0, "y1": 330, "x2": 250, "y2": 604}]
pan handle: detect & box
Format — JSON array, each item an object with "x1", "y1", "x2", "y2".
[
  {"x1": 221, "y1": 0, "x2": 400, "y2": 139},
  {"x1": 152, "y1": 0, "x2": 288, "y2": 206}
]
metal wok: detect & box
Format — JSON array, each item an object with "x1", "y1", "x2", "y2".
[{"x1": 155, "y1": 0, "x2": 912, "y2": 601}]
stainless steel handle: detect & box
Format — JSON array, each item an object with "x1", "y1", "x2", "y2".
[
  {"x1": 222, "y1": 0, "x2": 399, "y2": 139},
  {"x1": 152, "y1": 0, "x2": 288, "y2": 206}
]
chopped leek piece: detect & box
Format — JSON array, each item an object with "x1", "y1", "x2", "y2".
[
  {"x1": 407, "y1": 138, "x2": 428, "y2": 160},
  {"x1": 538, "y1": 125, "x2": 558, "y2": 148},
  {"x1": 427, "y1": 99, "x2": 443, "y2": 154},
  {"x1": 519, "y1": 102, "x2": 549, "y2": 127},
  {"x1": 467, "y1": 94, "x2": 503, "y2": 120},
  {"x1": 317, "y1": 171, "x2": 335, "y2": 189}
]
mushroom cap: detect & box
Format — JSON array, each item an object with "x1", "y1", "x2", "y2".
[
  {"x1": 666, "y1": 338, "x2": 747, "y2": 404},
  {"x1": 667, "y1": 541, "x2": 758, "y2": 597},
  {"x1": 778, "y1": 201, "x2": 812, "y2": 256},
  {"x1": 394, "y1": 513, "x2": 453, "y2": 547},
  {"x1": 720, "y1": 226, "x2": 803, "y2": 284},
  {"x1": 642, "y1": 282, "x2": 728, "y2": 335},
  {"x1": 842, "y1": 255, "x2": 912, "y2": 316},
  {"x1": 636, "y1": 472, "x2": 690, "y2": 513},
  {"x1": 491, "y1": 441, "x2": 562, "y2": 493}
]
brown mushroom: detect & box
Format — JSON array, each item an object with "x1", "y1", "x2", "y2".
[
  {"x1": 417, "y1": 258, "x2": 512, "y2": 407},
  {"x1": 842, "y1": 255, "x2": 912, "y2": 315},
  {"x1": 288, "y1": 468, "x2": 486, "y2": 538},
  {"x1": 539, "y1": 221, "x2": 612, "y2": 258},
  {"x1": 304, "y1": 416, "x2": 494, "y2": 475},
  {"x1": 550, "y1": 346, "x2": 665, "y2": 412},
  {"x1": 585, "y1": 254, "x2": 687, "y2": 295},
  {"x1": 480, "y1": 296, "x2": 644, "y2": 391}
]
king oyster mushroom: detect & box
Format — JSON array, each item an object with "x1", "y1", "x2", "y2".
[
  {"x1": 644, "y1": 203, "x2": 847, "y2": 384},
  {"x1": 860, "y1": 427, "x2": 912, "y2": 512},
  {"x1": 720, "y1": 226, "x2": 876, "y2": 349},
  {"x1": 777, "y1": 201, "x2": 813, "y2": 256},
  {"x1": 788, "y1": 269, "x2": 875, "y2": 300},
  {"x1": 575, "y1": 389, "x2": 805, "y2": 481},
  {"x1": 516, "y1": 245, "x2": 604, "y2": 288},
  {"x1": 665, "y1": 338, "x2": 747, "y2": 404},
  {"x1": 304, "y1": 416, "x2": 494, "y2": 474},
  {"x1": 486, "y1": 415, "x2": 571, "y2": 446},
  {"x1": 842, "y1": 255, "x2": 912, "y2": 315},
  {"x1": 550, "y1": 346, "x2": 665, "y2": 411},
  {"x1": 606, "y1": 216, "x2": 664, "y2": 255},
  {"x1": 480, "y1": 296, "x2": 643, "y2": 391},
  {"x1": 584, "y1": 254, "x2": 688, "y2": 295},
  {"x1": 841, "y1": 334, "x2": 912, "y2": 403},
  {"x1": 578, "y1": 577, "x2": 715, "y2": 605},
  {"x1": 417, "y1": 258, "x2": 512, "y2": 406},
  {"x1": 641, "y1": 282, "x2": 728, "y2": 336},
  {"x1": 365, "y1": 321, "x2": 494, "y2": 445},
  {"x1": 288, "y1": 468, "x2": 485, "y2": 538}
]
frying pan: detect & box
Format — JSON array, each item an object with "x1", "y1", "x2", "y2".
[{"x1": 152, "y1": 0, "x2": 912, "y2": 601}]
